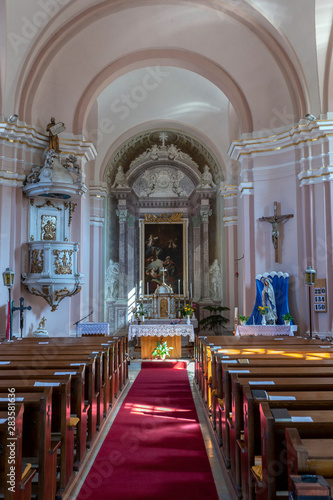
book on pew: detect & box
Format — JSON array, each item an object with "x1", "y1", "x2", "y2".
[
  {"x1": 271, "y1": 408, "x2": 292, "y2": 421},
  {"x1": 290, "y1": 475, "x2": 331, "y2": 499},
  {"x1": 251, "y1": 389, "x2": 268, "y2": 399}
]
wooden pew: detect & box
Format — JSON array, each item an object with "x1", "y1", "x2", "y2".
[
  {"x1": 0, "y1": 374, "x2": 72, "y2": 496},
  {"x1": 0, "y1": 358, "x2": 88, "y2": 464},
  {"x1": 0, "y1": 349, "x2": 99, "y2": 448},
  {"x1": 285, "y1": 428, "x2": 333, "y2": 492},
  {"x1": 4, "y1": 338, "x2": 117, "y2": 424},
  {"x1": 0, "y1": 403, "x2": 36, "y2": 500},
  {"x1": 0, "y1": 389, "x2": 59, "y2": 500},
  {"x1": 257, "y1": 402, "x2": 333, "y2": 500},
  {"x1": 240, "y1": 386, "x2": 333, "y2": 500}
]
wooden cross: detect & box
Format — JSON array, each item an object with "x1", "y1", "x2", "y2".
[{"x1": 259, "y1": 201, "x2": 293, "y2": 263}]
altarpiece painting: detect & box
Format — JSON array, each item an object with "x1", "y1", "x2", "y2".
[{"x1": 140, "y1": 219, "x2": 188, "y2": 296}]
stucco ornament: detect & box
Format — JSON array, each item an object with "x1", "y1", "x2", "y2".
[{"x1": 142, "y1": 168, "x2": 187, "y2": 197}]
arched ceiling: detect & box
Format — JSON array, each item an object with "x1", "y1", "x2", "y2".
[{"x1": 2, "y1": 0, "x2": 333, "y2": 186}]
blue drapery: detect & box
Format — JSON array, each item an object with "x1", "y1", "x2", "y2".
[{"x1": 247, "y1": 272, "x2": 292, "y2": 325}]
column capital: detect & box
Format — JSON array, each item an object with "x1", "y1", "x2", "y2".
[
  {"x1": 200, "y1": 208, "x2": 212, "y2": 222},
  {"x1": 116, "y1": 208, "x2": 129, "y2": 223}
]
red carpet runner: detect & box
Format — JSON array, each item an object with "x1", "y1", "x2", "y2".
[{"x1": 77, "y1": 361, "x2": 219, "y2": 500}]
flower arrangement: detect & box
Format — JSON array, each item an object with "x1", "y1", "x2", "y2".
[
  {"x1": 152, "y1": 341, "x2": 173, "y2": 360},
  {"x1": 180, "y1": 303, "x2": 195, "y2": 317},
  {"x1": 282, "y1": 313, "x2": 293, "y2": 322},
  {"x1": 258, "y1": 306, "x2": 268, "y2": 315},
  {"x1": 239, "y1": 315, "x2": 249, "y2": 324}
]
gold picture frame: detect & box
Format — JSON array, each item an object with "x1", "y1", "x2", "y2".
[{"x1": 140, "y1": 218, "x2": 188, "y2": 297}]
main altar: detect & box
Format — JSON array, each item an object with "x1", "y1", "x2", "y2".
[{"x1": 129, "y1": 269, "x2": 197, "y2": 359}]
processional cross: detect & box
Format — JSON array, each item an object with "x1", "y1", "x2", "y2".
[{"x1": 259, "y1": 201, "x2": 293, "y2": 263}]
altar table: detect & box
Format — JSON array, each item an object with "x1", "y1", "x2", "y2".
[
  {"x1": 235, "y1": 324, "x2": 297, "y2": 336},
  {"x1": 128, "y1": 324, "x2": 194, "y2": 359}
]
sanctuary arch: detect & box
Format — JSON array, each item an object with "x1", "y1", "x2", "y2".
[{"x1": 104, "y1": 130, "x2": 224, "y2": 333}]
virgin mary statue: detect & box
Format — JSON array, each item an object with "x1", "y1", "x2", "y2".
[{"x1": 261, "y1": 277, "x2": 277, "y2": 324}]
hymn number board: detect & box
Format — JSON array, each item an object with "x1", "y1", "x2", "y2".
[{"x1": 314, "y1": 278, "x2": 327, "y2": 313}]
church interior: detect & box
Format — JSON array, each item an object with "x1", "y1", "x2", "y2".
[{"x1": 1, "y1": 1, "x2": 333, "y2": 499}]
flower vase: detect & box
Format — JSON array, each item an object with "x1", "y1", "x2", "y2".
[
  {"x1": 186, "y1": 315, "x2": 191, "y2": 325},
  {"x1": 261, "y1": 315, "x2": 266, "y2": 325},
  {"x1": 284, "y1": 320, "x2": 290, "y2": 326}
]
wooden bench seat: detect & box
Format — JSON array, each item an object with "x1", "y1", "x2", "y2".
[
  {"x1": 285, "y1": 428, "x2": 333, "y2": 490},
  {"x1": 0, "y1": 403, "x2": 35, "y2": 500},
  {"x1": 0, "y1": 390, "x2": 58, "y2": 500},
  {"x1": 0, "y1": 376, "x2": 74, "y2": 491},
  {"x1": 257, "y1": 403, "x2": 333, "y2": 500}
]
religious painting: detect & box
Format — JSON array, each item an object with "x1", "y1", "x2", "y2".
[{"x1": 140, "y1": 218, "x2": 188, "y2": 296}]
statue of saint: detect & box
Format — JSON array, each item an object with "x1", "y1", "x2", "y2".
[
  {"x1": 200, "y1": 165, "x2": 216, "y2": 188},
  {"x1": 46, "y1": 117, "x2": 65, "y2": 152},
  {"x1": 209, "y1": 259, "x2": 222, "y2": 300},
  {"x1": 261, "y1": 278, "x2": 277, "y2": 324},
  {"x1": 106, "y1": 260, "x2": 119, "y2": 300},
  {"x1": 112, "y1": 165, "x2": 128, "y2": 188}
]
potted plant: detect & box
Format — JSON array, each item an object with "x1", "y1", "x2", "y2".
[
  {"x1": 134, "y1": 301, "x2": 148, "y2": 322},
  {"x1": 151, "y1": 341, "x2": 174, "y2": 360},
  {"x1": 199, "y1": 305, "x2": 230, "y2": 335},
  {"x1": 239, "y1": 315, "x2": 249, "y2": 326},
  {"x1": 282, "y1": 312, "x2": 293, "y2": 325}
]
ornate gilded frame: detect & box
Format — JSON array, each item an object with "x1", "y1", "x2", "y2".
[{"x1": 140, "y1": 214, "x2": 188, "y2": 298}]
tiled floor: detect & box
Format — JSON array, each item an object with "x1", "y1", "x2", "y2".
[{"x1": 71, "y1": 359, "x2": 231, "y2": 499}]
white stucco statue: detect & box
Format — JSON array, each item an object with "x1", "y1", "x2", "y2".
[
  {"x1": 112, "y1": 165, "x2": 128, "y2": 188},
  {"x1": 200, "y1": 165, "x2": 216, "y2": 188},
  {"x1": 106, "y1": 260, "x2": 119, "y2": 300},
  {"x1": 209, "y1": 259, "x2": 222, "y2": 300}
]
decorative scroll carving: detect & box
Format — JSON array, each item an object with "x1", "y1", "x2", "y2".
[
  {"x1": 144, "y1": 213, "x2": 183, "y2": 223},
  {"x1": 63, "y1": 154, "x2": 82, "y2": 182},
  {"x1": 65, "y1": 202, "x2": 77, "y2": 226},
  {"x1": 53, "y1": 249, "x2": 73, "y2": 274},
  {"x1": 31, "y1": 283, "x2": 81, "y2": 311},
  {"x1": 30, "y1": 249, "x2": 44, "y2": 273},
  {"x1": 41, "y1": 215, "x2": 57, "y2": 240},
  {"x1": 36, "y1": 200, "x2": 62, "y2": 210},
  {"x1": 131, "y1": 143, "x2": 197, "y2": 168}
]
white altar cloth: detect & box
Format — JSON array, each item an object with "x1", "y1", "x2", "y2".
[
  {"x1": 235, "y1": 325, "x2": 297, "y2": 336},
  {"x1": 129, "y1": 324, "x2": 194, "y2": 342},
  {"x1": 76, "y1": 322, "x2": 110, "y2": 337}
]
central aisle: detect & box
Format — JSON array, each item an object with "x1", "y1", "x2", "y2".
[{"x1": 77, "y1": 361, "x2": 219, "y2": 500}]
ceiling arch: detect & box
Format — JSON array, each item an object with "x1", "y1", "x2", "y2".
[
  {"x1": 16, "y1": 0, "x2": 308, "y2": 127},
  {"x1": 74, "y1": 49, "x2": 253, "y2": 135}
]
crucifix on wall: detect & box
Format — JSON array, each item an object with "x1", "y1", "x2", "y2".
[{"x1": 259, "y1": 201, "x2": 293, "y2": 263}]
